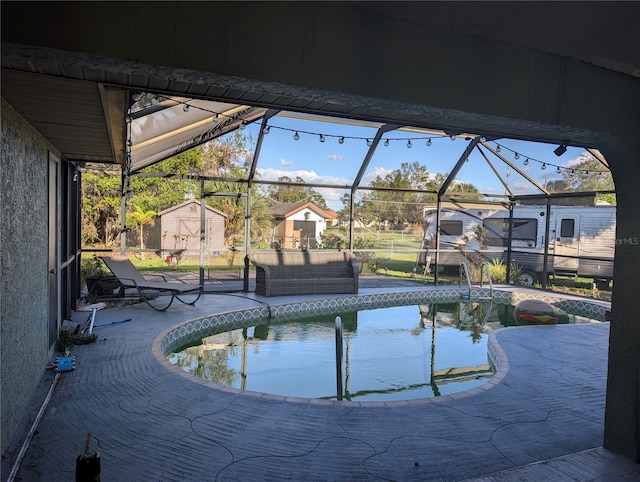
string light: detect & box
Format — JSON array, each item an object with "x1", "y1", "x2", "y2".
[
  {"x1": 147, "y1": 92, "x2": 611, "y2": 180},
  {"x1": 489, "y1": 141, "x2": 610, "y2": 175}
]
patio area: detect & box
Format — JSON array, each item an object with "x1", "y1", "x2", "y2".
[{"x1": 4, "y1": 281, "x2": 639, "y2": 481}]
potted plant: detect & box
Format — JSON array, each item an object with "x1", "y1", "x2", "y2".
[{"x1": 82, "y1": 256, "x2": 119, "y2": 297}]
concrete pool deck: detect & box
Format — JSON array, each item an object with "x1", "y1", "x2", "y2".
[{"x1": 5, "y1": 281, "x2": 639, "y2": 481}]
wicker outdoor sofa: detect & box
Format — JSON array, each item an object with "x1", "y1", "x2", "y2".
[{"x1": 249, "y1": 250, "x2": 359, "y2": 297}]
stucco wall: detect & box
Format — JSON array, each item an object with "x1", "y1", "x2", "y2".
[{"x1": 1, "y1": 98, "x2": 52, "y2": 454}]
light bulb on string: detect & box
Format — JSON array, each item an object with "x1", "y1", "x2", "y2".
[
  {"x1": 426, "y1": 138, "x2": 432, "y2": 146},
  {"x1": 450, "y1": 135, "x2": 456, "y2": 141},
  {"x1": 480, "y1": 136, "x2": 487, "y2": 142},
  {"x1": 262, "y1": 126, "x2": 270, "y2": 135},
  {"x1": 496, "y1": 144, "x2": 501, "y2": 152},
  {"x1": 338, "y1": 137, "x2": 345, "y2": 144},
  {"x1": 183, "y1": 104, "x2": 190, "y2": 112},
  {"x1": 319, "y1": 134, "x2": 325, "y2": 143},
  {"x1": 514, "y1": 152, "x2": 520, "y2": 160},
  {"x1": 541, "y1": 163, "x2": 547, "y2": 170},
  {"x1": 523, "y1": 158, "x2": 529, "y2": 166},
  {"x1": 407, "y1": 140, "x2": 412, "y2": 148},
  {"x1": 384, "y1": 139, "x2": 389, "y2": 147},
  {"x1": 239, "y1": 121, "x2": 246, "y2": 130},
  {"x1": 556, "y1": 166, "x2": 561, "y2": 174},
  {"x1": 294, "y1": 131, "x2": 300, "y2": 141},
  {"x1": 366, "y1": 139, "x2": 372, "y2": 147}
]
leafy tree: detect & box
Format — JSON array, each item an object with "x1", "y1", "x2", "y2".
[
  {"x1": 81, "y1": 172, "x2": 122, "y2": 247},
  {"x1": 81, "y1": 130, "x2": 273, "y2": 256},
  {"x1": 266, "y1": 176, "x2": 328, "y2": 209},
  {"x1": 546, "y1": 151, "x2": 615, "y2": 203},
  {"x1": 563, "y1": 152, "x2": 613, "y2": 191}
]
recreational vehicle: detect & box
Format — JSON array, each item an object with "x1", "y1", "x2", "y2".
[{"x1": 419, "y1": 201, "x2": 616, "y2": 287}]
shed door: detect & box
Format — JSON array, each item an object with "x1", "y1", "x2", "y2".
[{"x1": 554, "y1": 215, "x2": 580, "y2": 271}]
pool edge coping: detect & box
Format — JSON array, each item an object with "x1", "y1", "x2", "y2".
[{"x1": 152, "y1": 287, "x2": 609, "y2": 407}]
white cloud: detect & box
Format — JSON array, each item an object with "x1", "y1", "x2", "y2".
[
  {"x1": 326, "y1": 154, "x2": 343, "y2": 161},
  {"x1": 565, "y1": 150, "x2": 593, "y2": 167},
  {"x1": 279, "y1": 158, "x2": 292, "y2": 167}
]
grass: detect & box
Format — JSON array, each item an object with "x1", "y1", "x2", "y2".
[{"x1": 84, "y1": 238, "x2": 611, "y2": 301}]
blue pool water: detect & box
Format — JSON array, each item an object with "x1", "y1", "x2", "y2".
[{"x1": 169, "y1": 300, "x2": 604, "y2": 402}]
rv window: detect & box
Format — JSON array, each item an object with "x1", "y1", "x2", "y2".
[
  {"x1": 440, "y1": 220, "x2": 463, "y2": 235},
  {"x1": 483, "y1": 218, "x2": 538, "y2": 246},
  {"x1": 560, "y1": 218, "x2": 575, "y2": 237}
]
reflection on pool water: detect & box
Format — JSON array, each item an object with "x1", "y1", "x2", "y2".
[{"x1": 168, "y1": 301, "x2": 604, "y2": 402}]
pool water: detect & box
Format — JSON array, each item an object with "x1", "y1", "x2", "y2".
[{"x1": 168, "y1": 300, "x2": 604, "y2": 402}]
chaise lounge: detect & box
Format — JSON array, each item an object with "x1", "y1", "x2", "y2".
[{"x1": 99, "y1": 255, "x2": 203, "y2": 311}]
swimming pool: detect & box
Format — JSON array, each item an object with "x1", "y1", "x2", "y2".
[{"x1": 167, "y1": 297, "x2": 606, "y2": 402}]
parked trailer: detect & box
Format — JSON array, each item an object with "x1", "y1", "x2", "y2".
[{"x1": 419, "y1": 202, "x2": 616, "y2": 287}]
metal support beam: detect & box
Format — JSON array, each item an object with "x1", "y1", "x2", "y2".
[
  {"x1": 351, "y1": 124, "x2": 401, "y2": 190},
  {"x1": 199, "y1": 178, "x2": 206, "y2": 286},
  {"x1": 476, "y1": 145, "x2": 513, "y2": 197},
  {"x1": 479, "y1": 142, "x2": 549, "y2": 195},
  {"x1": 248, "y1": 109, "x2": 279, "y2": 188},
  {"x1": 434, "y1": 196, "x2": 441, "y2": 285},
  {"x1": 438, "y1": 137, "x2": 480, "y2": 197},
  {"x1": 542, "y1": 199, "x2": 551, "y2": 289},
  {"x1": 350, "y1": 124, "x2": 400, "y2": 254},
  {"x1": 243, "y1": 189, "x2": 251, "y2": 292}
]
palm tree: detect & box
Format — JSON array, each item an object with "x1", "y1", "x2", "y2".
[{"x1": 128, "y1": 205, "x2": 157, "y2": 259}]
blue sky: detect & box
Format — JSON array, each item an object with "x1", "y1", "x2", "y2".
[{"x1": 238, "y1": 113, "x2": 593, "y2": 211}]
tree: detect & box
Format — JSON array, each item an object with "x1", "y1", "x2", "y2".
[
  {"x1": 266, "y1": 176, "x2": 328, "y2": 209},
  {"x1": 544, "y1": 151, "x2": 615, "y2": 203},
  {"x1": 560, "y1": 152, "x2": 614, "y2": 193},
  {"x1": 128, "y1": 205, "x2": 157, "y2": 259},
  {"x1": 81, "y1": 172, "x2": 123, "y2": 247},
  {"x1": 81, "y1": 130, "x2": 273, "y2": 256}
]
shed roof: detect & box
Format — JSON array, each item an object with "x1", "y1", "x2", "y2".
[{"x1": 156, "y1": 200, "x2": 227, "y2": 218}]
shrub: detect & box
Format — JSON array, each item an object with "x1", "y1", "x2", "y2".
[{"x1": 487, "y1": 258, "x2": 506, "y2": 283}]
